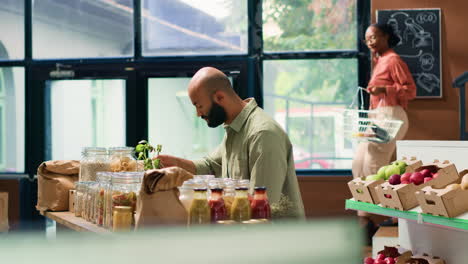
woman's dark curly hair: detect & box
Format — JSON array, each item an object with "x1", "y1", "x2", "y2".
[{"x1": 371, "y1": 23, "x2": 401, "y2": 48}]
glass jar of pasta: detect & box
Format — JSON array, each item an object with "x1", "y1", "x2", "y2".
[
  {"x1": 95, "y1": 172, "x2": 111, "y2": 226},
  {"x1": 108, "y1": 172, "x2": 142, "y2": 229},
  {"x1": 79, "y1": 147, "x2": 110, "y2": 182},
  {"x1": 109, "y1": 147, "x2": 137, "y2": 172},
  {"x1": 74, "y1": 182, "x2": 87, "y2": 217}
]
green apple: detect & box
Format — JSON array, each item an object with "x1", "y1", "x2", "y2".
[
  {"x1": 392, "y1": 161, "x2": 408, "y2": 174},
  {"x1": 385, "y1": 165, "x2": 401, "y2": 180},
  {"x1": 377, "y1": 165, "x2": 388, "y2": 180},
  {"x1": 365, "y1": 174, "x2": 381, "y2": 181}
]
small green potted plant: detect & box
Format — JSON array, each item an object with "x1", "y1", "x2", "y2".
[{"x1": 135, "y1": 140, "x2": 162, "y2": 170}]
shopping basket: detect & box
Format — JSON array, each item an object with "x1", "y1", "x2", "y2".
[{"x1": 341, "y1": 87, "x2": 403, "y2": 144}]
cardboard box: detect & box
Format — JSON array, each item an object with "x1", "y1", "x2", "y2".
[
  {"x1": 375, "y1": 160, "x2": 459, "y2": 211},
  {"x1": 397, "y1": 253, "x2": 445, "y2": 264},
  {"x1": 348, "y1": 157, "x2": 422, "y2": 204},
  {"x1": 415, "y1": 170, "x2": 468, "y2": 218},
  {"x1": 348, "y1": 177, "x2": 384, "y2": 204},
  {"x1": 0, "y1": 192, "x2": 8, "y2": 232}
]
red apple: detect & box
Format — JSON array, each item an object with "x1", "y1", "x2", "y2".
[
  {"x1": 374, "y1": 260, "x2": 386, "y2": 264},
  {"x1": 410, "y1": 172, "x2": 424, "y2": 185},
  {"x1": 384, "y1": 257, "x2": 395, "y2": 264},
  {"x1": 424, "y1": 177, "x2": 433, "y2": 183},
  {"x1": 401, "y1": 180, "x2": 410, "y2": 184},
  {"x1": 388, "y1": 174, "x2": 401, "y2": 185},
  {"x1": 376, "y1": 254, "x2": 386, "y2": 260},
  {"x1": 400, "y1": 172, "x2": 412, "y2": 183},
  {"x1": 364, "y1": 257, "x2": 374, "y2": 264},
  {"x1": 420, "y1": 169, "x2": 432, "y2": 178}
]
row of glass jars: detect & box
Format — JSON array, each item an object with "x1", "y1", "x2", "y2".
[
  {"x1": 79, "y1": 147, "x2": 140, "y2": 182},
  {"x1": 74, "y1": 171, "x2": 143, "y2": 231},
  {"x1": 181, "y1": 178, "x2": 271, "y2": 225}
]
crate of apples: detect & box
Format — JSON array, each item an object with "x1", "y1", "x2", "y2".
[
  {"x1": 375, "y1": 160, "x2": 460, "y2": 211},
  {"x1": 415, "y1": 169, "x2": 468, "y2": 218},
  {"x1": 348, "y1": 157, "x2": 422, "y2": 204}
]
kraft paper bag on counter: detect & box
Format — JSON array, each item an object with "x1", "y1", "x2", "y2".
[
  {"x1": 0, "y1": 192, "x2": 8, "y2": 232},
  {"x1": 135, "y1": 167, "x2": 193, "y2": 228},
  {"x1": 36, "y1": 160, "x2": 79, "y2": 212}
]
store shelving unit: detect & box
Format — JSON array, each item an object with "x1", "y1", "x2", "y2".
[
  {"x1": 346, "y1": 199, "x2": 468, "y2": 231},
  {"x1": 346, "y1": 140, "x2": 468, "y2": 263}
]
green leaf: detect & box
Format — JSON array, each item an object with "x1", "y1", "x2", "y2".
[
  {"x1": 135, "y1": 144, "x2": 145, "y2": 153},
  {"x1": 153, "y1": 159, "x2": 160, "y2": 169},
  {"x1": 137, "y1": 152, "x2": 144, "y2": 160}
]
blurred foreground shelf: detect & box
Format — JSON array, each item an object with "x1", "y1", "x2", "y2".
[
  {"x1": 41, "y1": 211, "x2": 110, "y2": 234},
  {"x1": 345, "y1": 199, "x2": 468, "y2": 231}
]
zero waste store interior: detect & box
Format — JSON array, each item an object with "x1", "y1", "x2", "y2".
[{"x1": 1, "y1": 0, "x2": 468, "y2": 263}]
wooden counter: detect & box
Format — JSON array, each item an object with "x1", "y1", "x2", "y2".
[{"x1": 41, "y1": 211, "x2": 111, "y2": 234}]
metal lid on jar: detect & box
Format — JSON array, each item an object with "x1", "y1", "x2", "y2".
[
  {"x1": 254, "y1": 186, "x2": 267, "y2": 191},
  {"x1": 193, "y1": 188, "x2": 208, "y2": 192},
  {"x1": 235, "y1": 187, "x2": 248, "y2": 191}
]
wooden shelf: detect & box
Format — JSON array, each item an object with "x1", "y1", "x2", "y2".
[
  {"x1": 345, "y1": 199, "x2": 468, "y2": 231},
  {"x1": 41, "y1": 211, "x2": 111, "y2": 234}
]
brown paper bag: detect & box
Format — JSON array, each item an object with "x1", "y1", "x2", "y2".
[
  {"x1": 135, "y1": 167, "x2": 193, "y2": 228},
  {"x1": 0, "y1": 192, "x2": 8, "y2": 232},
  {"x1": 36, "y1": 160, "x2": 79, "y2": 212}
]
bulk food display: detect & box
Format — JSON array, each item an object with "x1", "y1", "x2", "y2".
[{"x1": 70, "y1": 145, "x2": 271, "y2": 232}]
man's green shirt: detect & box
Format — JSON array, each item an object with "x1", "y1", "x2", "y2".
[{"x1": 193, "y1": 98, "x2": 305, "y2": 218}]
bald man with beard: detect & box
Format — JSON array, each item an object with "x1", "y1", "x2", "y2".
[{"x1": 157, "y1": 67, "x2": 305, "y2": 219}]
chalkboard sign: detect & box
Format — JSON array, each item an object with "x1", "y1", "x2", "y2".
[{"x1": 377, "y1": 9, "x2": 442, "y2": 98}]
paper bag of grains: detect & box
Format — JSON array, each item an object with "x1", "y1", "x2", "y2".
[
  {"x1": 36, "y1": 160, "x2": 79, "y2": 212},
  {"x1": 135, "y1": 167, "x2": 193, "y2": 228}
]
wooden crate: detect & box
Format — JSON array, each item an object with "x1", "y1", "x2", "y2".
[
  {"x1": 375, "y1": 160, "x2": 459, "y2": 211},
  {"x1": 348, "y1": 178, "x2": 384, "y2": 204},
  {"x1": 348, "y1": 157, "x2": 423, "y2": 204},
  {"x1": 415, "y1": 170, "x2": 468, "y2": 218}
]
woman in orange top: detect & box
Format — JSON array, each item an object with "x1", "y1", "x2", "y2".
[
  {"x1": 352, "y1": 23, "x2": 416, "y2": 245},
  {"x1": 352, "y1": 23, "x2": 416, "y2": 180}
]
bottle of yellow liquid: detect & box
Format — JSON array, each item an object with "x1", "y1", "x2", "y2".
[
  {"x1": 189, "y1": 188, "x2": 211, "y2": 225},
  {"x1": 231, "y1": 187, "x2": 251, "y2": 222}
]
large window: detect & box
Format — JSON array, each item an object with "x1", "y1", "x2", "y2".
[
  {"x1": 148, "y1": 78, "x2": 224, "y2": 159},
  {"x1": 263, "y1": 59, "x2": 357, "y2": 169},
  {"x1": 32, "y1": 0, "x2": 134, "y2": 59},
  {"x1": 48, "y1": 80, "x2": 126, "y2": 160},
  {"x1": 0, "y1": 67, "x2": 25, "y2": 172},
  {"x1": 141, "y1": 0, "x2": 248, "y2": 56},
  {"x1": 262, "y1": 0, "x2": 361, "y2": 170},
  {"x1": 0, "y1": 0, "x2": 24, "y2": 60},
  {"x1": 0, "y1": 0, "x2": 366, "y2": 175}
]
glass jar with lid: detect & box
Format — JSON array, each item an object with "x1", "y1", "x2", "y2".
[
  {"x1": 86, "y1": 182, "x2": 98, "y2": 223},
  {"x1": 108, "y1": 171, "x2": 143, "y2": 229},
  {"x1": 79, "y1": 147, "x2": 110, "y2": 182},
  {"x1": 222, "y1": 179, "x2": 236, "y2": 219},
  {"x1": 109, "y1": 147, "x2": 137, "y2": 172},
  {"x1": 74, "y1": 182, "x2": 87, "y2": 217},
  {"x1": 113, "y1": 206, "x2": 133, "y2": 232},
  {"x1": 178, "y1": 179, "x2": 197, "y2": 213},
  {"x1": 251, "y1": 187, "x2": 271, "y2": 219},
  {"x1": 189, "y1": 188, "x2": 211, "y2": 225},
  {"x1": 231, "y1": 187, "x2": 251, "y2": 222},
  {"x1": 95, "y1": 172, "x2": 111, "y2": 226}
]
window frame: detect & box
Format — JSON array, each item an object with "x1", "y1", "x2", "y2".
[{"x1": 0, "y1": 0, "x2": 370, "y2": 176}]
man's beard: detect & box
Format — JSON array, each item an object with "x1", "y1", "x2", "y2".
[{"x1": 203, "y1": 101, "x2": 227, "y2": 128}]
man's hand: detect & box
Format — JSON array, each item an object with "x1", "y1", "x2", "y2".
[
  {"x1": 154, "y1": 154, "x2": 196, "y2": 174},
  {"x1": 154, "y1": 155, "x2": 180, "y2": 168},
  {"x1": 367, "y1": 86, "x2": 387, "y2": 95}
]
